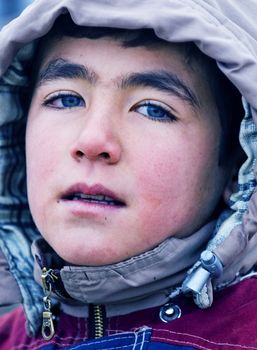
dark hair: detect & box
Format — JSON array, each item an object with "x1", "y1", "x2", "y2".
[{"x1": 33, "y1": 14, "x2": 244, "y2": 166}]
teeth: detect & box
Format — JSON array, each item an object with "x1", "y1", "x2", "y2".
[
  {"x1": 70, "y1": 192, "x2": 121, "y2": 205},
  {"x1": 73, "y1": 193, "x2": 104, "y2": 201}
]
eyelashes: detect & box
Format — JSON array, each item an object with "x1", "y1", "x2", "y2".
[
  {"x1": 43, "y1": 92, "x2": 85, "y2": 109},
  {"x1": 131, "y1": 100, "x2": 177, "y2": 123},
  {"x1": 42, "y1": 91, "x2": 177, "y2": 123}
]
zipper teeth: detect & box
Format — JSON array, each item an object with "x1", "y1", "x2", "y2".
[{"x1": 93, "y1": 305, "x2": 104, "y2": 338}]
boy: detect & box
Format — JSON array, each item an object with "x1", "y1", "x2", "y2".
[{"x1": 1, "y1": 1, "x2": 257, "y2": 349}]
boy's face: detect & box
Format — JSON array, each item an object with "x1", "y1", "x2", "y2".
[{"x1": 26, "y1": 36, "x2": 231, "y2": 265}]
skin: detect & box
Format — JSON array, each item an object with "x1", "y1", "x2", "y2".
[{"x1": 26, "y1": 36, "x2": 233, "y2": 266}]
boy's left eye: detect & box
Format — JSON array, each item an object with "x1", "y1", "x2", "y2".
[
  {"x1": 43, "y1": 93, "x2": 85, "y2": 109},
  {"x1": 131, "y1": 101, "x2": 177, "y2": 122}
]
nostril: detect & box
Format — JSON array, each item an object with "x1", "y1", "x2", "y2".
[
  {"x1": 100, "y1": 152, "x2": 110, "y2": 159},
  {"x1": 76, "y1": 150, "x2": 84, "y2": 159}
]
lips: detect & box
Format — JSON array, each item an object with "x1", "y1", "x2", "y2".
[{"x1": 60, "y1": 183, "x2": 125, "y2": 207}]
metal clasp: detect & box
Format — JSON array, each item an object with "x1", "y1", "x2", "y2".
[
  {"x1": 42, "y1": 267, "x2": 58, "y2": 293},
  {"x1": 42, "y1": 310, "x2": 55, "y2": 341},
  {"x1": 41, "y1": 267, "x2": 57, "y2": 341}
]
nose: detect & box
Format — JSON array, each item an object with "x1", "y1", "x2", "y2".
[{"x1": 70, "y1": 115, "x2": 122, "y2": 165}]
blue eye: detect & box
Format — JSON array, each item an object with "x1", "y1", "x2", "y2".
[
  {"x1": 134, "y1": 102, "x2": 176, "y2": 122},
  {"x1": 61, "y1": 95, "x2": 83, "y2": 108},
  {"x1": 44, "y1": 93, "x2": 85, "y2": 109}
]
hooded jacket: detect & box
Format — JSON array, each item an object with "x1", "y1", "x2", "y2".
[{"x1": 1, "y1": 0, "x2": 257, "y2": 349}]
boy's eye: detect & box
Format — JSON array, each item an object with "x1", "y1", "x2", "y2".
[
  {"x1": 132, "y1": 101, "x2": 177, "y2": 122},
  {"x1": 43, "y1": 93, "x2": 85, "y2": 109}
]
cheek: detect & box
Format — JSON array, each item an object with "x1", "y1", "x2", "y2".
[
  {"x1": 133, "y1": 133, "x2": 203, "y2": 204},
  {"x1": 136, "y1": 152, "x2": 178, "y2": 203},
  {"x1": 25, "y1": 120, "x2": 62, "y2": 216},
  {"x1": 131, "y1": 142, "x2": 186, "y2": 231},
  {"x1": 26, "y1": 131, "x2": 57, "y2": 183},
  {"x1": 131, "y1": 130, "x2": 221, "y2": 240}
]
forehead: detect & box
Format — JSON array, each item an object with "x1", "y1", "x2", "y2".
[
  {"x1": 36, "y1": 35, "x2": 212, "y2": 102},
  {"x1": 39, "y1": 35, "x2": 190, "y2": 73}
]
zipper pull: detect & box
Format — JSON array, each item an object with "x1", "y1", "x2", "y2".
[
  {"x1": 42, "y1": 310, "x2": 55, "y2": 340},
  {"x1": 41, "y1": 267, "x2": 57, "y2": 340}
]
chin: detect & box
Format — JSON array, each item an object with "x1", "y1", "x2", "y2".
[{"x1": 55, "y1": 245, "x2": 126, "y2": 266}]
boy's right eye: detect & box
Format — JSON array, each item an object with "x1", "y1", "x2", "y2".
[{"x1": 43, "y1": 92, "x2": 85, "y2": 109}]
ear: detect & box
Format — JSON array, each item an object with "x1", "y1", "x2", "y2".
[{"x1": 222, "y1": 148, "x2": 245, "y2": 205}]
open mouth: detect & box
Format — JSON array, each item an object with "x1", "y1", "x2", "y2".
[{"x1": 62, "y1": 192, "x2": 125, "y2": 207}]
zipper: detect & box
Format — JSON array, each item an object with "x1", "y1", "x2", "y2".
[
  {"x1": 40, "y1": 268, "x2": 106, "y2": 340},
  {"x1": 89, "y1": 304, "x2": 106, "y2": 339}
]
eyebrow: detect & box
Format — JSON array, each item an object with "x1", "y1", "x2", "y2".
[
  {"x1": 120, "y1": 71, "x2": 200, "y2": 108},
  {"x1": 37, "y1": 58, "x2": 199, "y2": 108},
  {"x1": 37, "y1": 58, "x2": 97, "y2": 86}
]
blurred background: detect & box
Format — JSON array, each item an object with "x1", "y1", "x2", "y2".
[{"x1": 0, "y1": 0, "x2": 33, "y2": 28}]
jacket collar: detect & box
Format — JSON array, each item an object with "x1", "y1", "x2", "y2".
[{"x1": 32, "y1": 221, "x2": 215, "y2": 317}]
